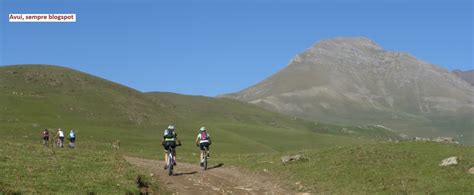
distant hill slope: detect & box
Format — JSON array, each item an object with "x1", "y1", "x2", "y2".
[
  {"x1": 0, "y1": 64, "x2": 165, "y2": 127},
  {"x1": 222, "y1": 37, "x2": 474, "y2": 144},
  {"x1": 0, "y1": 64, "x2": 400, "y2": 155},
  {"x1": 453, "y1": 69, "x2": 474, "y2": 86},
  {"x1": 145, "y1": 92, "x2": 401, "y2": 142}
]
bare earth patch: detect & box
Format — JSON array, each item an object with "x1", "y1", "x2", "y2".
[{"x1": 124, "y1": 156, "x2": 290, "y2": 194}]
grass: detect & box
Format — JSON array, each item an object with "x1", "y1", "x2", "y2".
[
  {"x1": 1, "y1": 64, "x2": 470, "y2": 193},
  {"x1": 0, "y1": 64, "x2": 398, "y2": 141},
  {"x1": 212, "y1": 142, "x2": 474, "y2": 193},
  {"x1": 0, "y1": 139, "x2": 162, "y2": 193}
]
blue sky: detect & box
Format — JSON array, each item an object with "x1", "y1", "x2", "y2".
[{"x1": 1, "y1": 0, "x2": 472, "y2": 96}]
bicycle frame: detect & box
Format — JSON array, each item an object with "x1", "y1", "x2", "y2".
[
  {"x1": 57, "y1": 137, "x2": 64, "y2": 148},
  {"x1": 167, "y1": 147, "x2": 175, "y2": 176},
  {"x1": 201, "y1": 146, "x2": 209, "y2": 170}
]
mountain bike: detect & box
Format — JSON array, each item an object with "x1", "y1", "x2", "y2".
[
  {"x1": 57, "y1": 137, "x2": 64, "y2": 148},
  {"x1": 201, "y1": 147, "x2": 209, "y2": 170},
  {"x1": 42, "y1": 136, "x2": 49, "y2": 147},
  {"x1": 197, "y1": 143, "x2": 210, "y2": 170},
  {"x1": 166, "y1": 144, "x2": 181, "y2": 176},
  {"x1": 68, "y1": 137, "x2": 76, "y2": 148}
]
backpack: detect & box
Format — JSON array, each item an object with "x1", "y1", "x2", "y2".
[
  {"x1": 164, "y1": 129, "x2": 174, "y2": 138},
  {"x1": 200, "y1": 131, "x2": 208, "y2": 140},
  {"x1": 58, "y1": 131, "x2": 64, "y2": 137}
]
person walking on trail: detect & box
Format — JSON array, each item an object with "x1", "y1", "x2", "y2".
[
  {"x1": 162, "y1": 125, "x2": 181, "y2": 169},
  {"x1": 41, "y1": 128, "x2": 49, "y2": 146},
  {"x1": 195, "y1": 127, "x2": 212, "y2": 167},
  {"x1": 56, "y1": 128, "x2": 65, "y2": 148},
  {"x1": 68, "y1": 130, "x2": 76, "y2": 148}
]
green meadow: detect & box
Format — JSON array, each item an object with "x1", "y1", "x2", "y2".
[{"x1": 1, "y1": 65, "x2": 472, "y2": 193}]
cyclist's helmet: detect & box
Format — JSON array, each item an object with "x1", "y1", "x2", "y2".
[
  {"x1": 200, "y1": 127, "x2": 206, "y2": 132},
  {"x1": 167, "y1": 125, "x2": 175, "y2": 130}
]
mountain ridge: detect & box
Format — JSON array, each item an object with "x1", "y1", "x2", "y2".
[
  {"x1": 453, "y1": 69, "x2": 474, "y2": 86},
  {"x1": 221, "y1": 37, "x2": 474, "y2": 144}
]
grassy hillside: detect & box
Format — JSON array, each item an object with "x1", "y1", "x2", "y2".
[
  {"x1": 0, "y1": 64, "x2": 383, "y2": 193},
  {"x1": 0, "y1": 64, "x2": 471, "y2": 193},
  {"x1": 0, "y1": 141, "x2": 161, "y2": 193},
  {"x1": 0, "y1": 64, "x2": 167, "y2": 127},
  {"x1": 147, "y1": 92, "x2": 401, "y2": 142},
  {"x1": 216, "y1": 142, "x2": 474, "y2": 193},
  {"x1": 0, "y1": 65, "x2": 398, "y2": 155}
]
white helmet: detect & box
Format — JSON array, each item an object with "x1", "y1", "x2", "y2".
[
  {"x1": 167, "y1": 125, "x2": 175, "y2": 130},
  {"x1": 200, "y1": 127, "x2": 206, "y2": 132}
]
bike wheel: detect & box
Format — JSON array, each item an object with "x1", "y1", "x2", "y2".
[
  {"x1": 203, "y1": 149, "x2": 208, "y2": 170},
  {"x1": 168, "y1": 164, "x2": 173, "y2": 176},
  {"x1": 168, "y1": 154, "x2": 173, "y2": 176}
]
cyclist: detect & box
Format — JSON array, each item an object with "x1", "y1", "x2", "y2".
[
  {"x1": 68, "y1": 130, "x2": 76, "y2": 148},
  {"x1": 56, "y1": 128, "x2": 65, "y2": 148},
  {"x1": 162, "y1": 125, "x2": 181, "y2": 169},
  {"x1": 195, "y1": 127, "x2": 212, "y2": 167},
  {"x1": 41, "y1": 128, "x2": 49, "y2": 146}
]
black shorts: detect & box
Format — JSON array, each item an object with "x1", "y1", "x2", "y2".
[
  {"x1": 199, "y1": 142, "x2": 210, "y2": 151},
  {"x1": 43, "y1": 136, "x2": 49, "y2": 141},
  {"x1": 163, "y1": 141, "x2": 176, "y2": 152},
  {"x1": 70, "y1": 137, "x2": 76, "y2": 142}
]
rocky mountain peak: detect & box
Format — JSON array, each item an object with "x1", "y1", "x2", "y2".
[
  {"x1": 223, "y1": 37, "x2": 474, "y2": 144},
  {"x1": 316, "y1": 37, "x2": 382, "y2": 50},
  {"x1": 291, "y1": 37, "x2": 384, "y2": 64},
  {"x1": 307, "y1": 37, "x2": 382, "y2": 54}
]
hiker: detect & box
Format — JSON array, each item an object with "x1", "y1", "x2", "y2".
[
  {"x1": 41, "y1": 128, "x2": 49, "y2": 146},
  {"x1": 68, "y1": 130, "x2": 76, "y2": 148}
]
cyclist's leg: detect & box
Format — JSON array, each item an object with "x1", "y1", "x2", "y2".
[
  {"x1": 199, "y1": 150, "x2": 204, "y2": 166},
  {"x1": 164, "y1": 152, "x2": 168, "y2": 169},
  {"x1": 172, "y1": 142, "x2": 177, "y2": 165},
  {"x1": 199, "y1": 143, "x2": 205, "y2": 163},
  {"x1": 200, "y1": 150, "x2": 204, "y2": 162},
  {"x1": 70, "y1": 138, "x2": 75, "y2": 147},
  {"x1": 206, "y1": 144, "x2": 210, "y2": 157},
  {"x1": 163, "y1": 143, "x2": 169, "y2": 166}
]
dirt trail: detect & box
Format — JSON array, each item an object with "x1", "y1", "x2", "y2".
[{"x1": 125, "y1": 156, "x2": 290, "y2": 194}]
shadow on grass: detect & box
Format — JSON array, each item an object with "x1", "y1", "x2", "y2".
[
  {"x1": 207, "y1": 163, "x2": 224, "y2": 170},
  {"x1": 173, "y1": 171, "x2": 197, "y2": 176}
]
